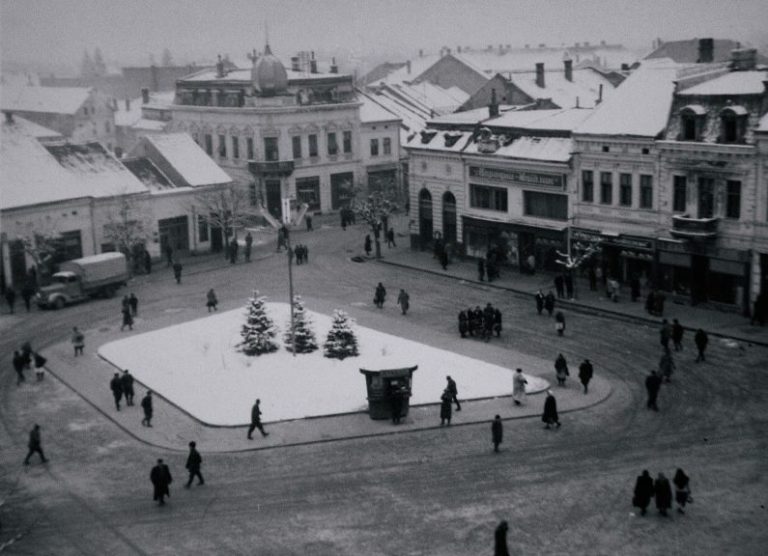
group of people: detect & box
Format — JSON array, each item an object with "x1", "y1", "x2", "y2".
[
  {"x1": 289, "y1": 244, "x2": 309, "y2": 265},
  {"x1": 633, "y1": 468, "x2": 692, "y2": 517},
  {"x1": 438, "y1": 376, "x2": 462, "y2": 426},
  {"x1": 3, "y1": 280, "x2": 37, "y2": 313},
  {"x1": 458, "y1": 303, "x2": 502, "y2": 341},
  {"x1": 477, "y1": 246, "x2": 505, "y2": 282},
  {"x1": 228, "y1": 232, "x2": 253, "y2": 264},
  {"x1": 12, "y1": 341, "x2": 46, "y2": 385},
  {"x1": 373, "y1": 282, "x2": 410, "y2": 315},
  {"x1": 149, "y1": 441, "x2": 206, "y2": 506},
  {"x1": 108, "y1": 369, "x2": 154, "y2": 425}
]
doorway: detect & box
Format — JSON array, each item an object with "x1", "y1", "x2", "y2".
[{"x1": 266, "y1": 179, "x2": 282, "y2": 221}]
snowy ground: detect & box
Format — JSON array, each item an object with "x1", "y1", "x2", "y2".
[{"x1": 98, "y1": 303, "x2": 549, "y2": 425}]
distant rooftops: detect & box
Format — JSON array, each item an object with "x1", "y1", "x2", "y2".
[{"x1": 0, "y1": 85, "x2": 92, "y2": 115}]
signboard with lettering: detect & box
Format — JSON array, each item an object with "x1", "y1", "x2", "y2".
[{"x1": 469, "y1": 166, "x2": 564, "y2": 188}]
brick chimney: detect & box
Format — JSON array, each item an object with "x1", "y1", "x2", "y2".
[
  {"x1": 535, "y1": 63, "x2": 545, "y2": 88},
  {"x1": 125, "y1": 98, "x2": 131, "y2": 111},
  {"x1": 215, "y1": 54, "x2": 225, "y2": 78},
  {"x1": 291, "y1": 56, "x2": 300, "y2": 71},
  {"x1": 597, "y1": 84, "x2": 603, "y2": 105},
  {"x1": 564, "y1": 59, "x2": 573, "y2": 82},
  {"x1": 141, "y1": 88, "x2": 149, "y2": 104},
  {"x1": 310, "y1": 51, "x2": 317, "y2": 74},
  {"x1": 489, "y1": 88, "x2": 499, "y2": 118},
  {"x1": 330, "y1": 57, "x2": 338, "y2": 74},
  {"x1": 698, "y1": 38, "x2": 714, "y2": 63}
]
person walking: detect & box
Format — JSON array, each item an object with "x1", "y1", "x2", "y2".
[
  {"x1": 494, "y1": 520, "x2": 510, "y2": 556},
  {"x1": 673, "y1": 468, "x2": 691, "y2": 514},
  {"x1": 247, "y1": 399, "x2": 269, "y2": 439},
  {"x1": 305, "y1": 215, "x2": 313, "y2": 231},
  {"x1": 172, "y1": 260, "x2": 183, "y2": 284},
  {"x1": 13, "y1": 350, "x2": 26, "y2": 386},
  {"x1": 578, "y1": 359, "x2": 594, "y2": 394},
  {"x1": 128, "y1": 293, "x2": 139, "y2": 317},
  {"x1": 478, "y1": 259, "x2": 485, "y2": 282},
  {"x1": 121, "y1": 369, "x2": 135, "y2": 406},
  {"x1": 633, "y1": 470, "x2": 655, "y2": 516},
  {"x1": 658, "y1": 350, "x2": 675, "y2": 383},
  {"x1": 491, "y1": 415, "x2": 503, "y2": 453},
  {"x1": 244, "y1": 232, "x2": 253, "y2": 262},
  {"x1": 554, "y1": 354, "x2": 569, "y2": 386},
  {"x1": 654, "y1": 472, "x2": 673, "y2": 517},
  {"x1": 143, "y1": 249, "x2": 152, "y2": 274},
  {"x1": 364, "y1": 235, "x2": 372, "y2": 257},
  {"x1": 33, "y1": 351, "x2": 47, "y2": 381},
  {"x1": 4, "y1": 286, "x2": 17, "y2": 314},
  {"x1": 439, "y1": 389, "x2": 452, "y2": 426},
  {"x1": 544, "y1": 291, "x2": 555, "y2": 317},
  {"x1": 165, "y1": 244, "x2": 173, "y2": 267},
  {"x1": 513, "y1": 368, "x2": 527, "y2": 406},
  {"x1": 672, "y1": 319, "x2": 684, "y2": 351},
  {"x1": 458, "y1": 310, "x2": 468, "y2": 338},
  {"x1": 229, "y1": 237, "x2": 238, "y2": 264},
  {"x1": 389, "y1": 385, "x2": 404, "y2": 425},
  {"x1": 109, "y1": 372, "x2": 124, "y2": 411},
  {"x1": 71, "y1": 326, "x2": 85, "y2": 356},
  {"x1": 554, "y1": 311, "x2": 566, "y2": 336},
  {"x1": 397, "y1": 289, "x2": 410, "y2": 315},
  {"x1": 446, "y1": 375, "x2": 461, "y2": 411},
  {"x1": 120, "y1": 304, "x2": 134, "y2": 331},
  {"x1": 386, "y1": 228, "x2": 396, "y2": 248},
  {"x1": 150, "y1": 459, "x2": 173, "y2": 506},
  {"x1": 542, "y1": 390, "x2": 560, "y2": 429},
  {"x1": 439, "y1": 249, "x2": 449, "y2": 271},
  {"x1": 23, "y1": 424, "x2": 48, "y2": 465},
  {"x1": 206, "y1": 288, "x2": 218, "y2": 312},
  {"x1": 645, "y1": 370, "x2": 662, "y2": 411},
  {"x1": 141, "y1": 390, "x2": 153, "y2": 427},
  {"x1": 374, "y1": 282, "x2": 386, "y2": 309},
  {"x1": 660, "y1": 319, "x2": 671, "y2": 351},
  {"x1": 695, "y1": 329, "x2": 708, "y2": 362},
  {"x1": 535, "y1": 289, "x2": 544, "y2": 315},
  {"x1": 185, "y1": 441, "x2": 205, "y2": 488},
  {"x1": 493, "y1": 307, "x2": 502, "y2": 337}
]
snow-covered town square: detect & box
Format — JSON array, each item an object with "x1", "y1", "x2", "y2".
[{"x1": 2, "y1": 1, "x2": 768, "y2": 554}]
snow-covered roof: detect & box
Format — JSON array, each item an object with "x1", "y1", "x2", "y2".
[
  {"x1": 374, "y1": 55, "x2": 442, "y2": 85},
  {"x1": 132, "y1": 118, "x2": 169, "y2": 131},
  {"x1": 456, "y1": 46, "x2": 641, "y2": 74},
  {"x1": 464, "y1": 136, "x2": 573, "y2": 162},
  {"x1": 405, "y1": 129, "x2": 472, "y2": 152},
  {"x1": 142, "y1": 133, "x2": 232, "y2": 186},
  {"x1": 122, "y1": 157, "x2": 173, "y2": 190},
  {"x1": 504, "y1": 68, "x2": 614, "y2": 109},
  {"x1": 0, "y1": 85, "x2": 91, "y2": 115},
  {"x1": 115, "y1": 91, "x2": 176, "y2": 127},
  {"x1": 430, "y1": 106, "x2": 495, "y2": 125},
  {"x1": 179, "y1": 65, "x2": 352, "y2": 84},
  {"x1": 358, "y1": 93, "x2": 401, "y2": 123},
  {"x1": 3, "y1": 115, "x2": 62, "y2": 140},
  {"x1": 488, "y1": 107, "x2": 595, "y2": 131},
  {"x1": 678, "y1": 70, "x2": 768, "y2": 96}
]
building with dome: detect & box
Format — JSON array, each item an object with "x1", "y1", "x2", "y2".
[{"x1": 167, "y1": 46, "x2": 402, "y2": 222}]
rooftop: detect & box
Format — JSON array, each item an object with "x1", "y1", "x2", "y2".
[
  {"x1": 464, "y1": 135, "x2": 573, "y2": 162},
  {"x1": 1, "y1": 115, "x2": 63, "y2": 140},
  {"x1": 141, "y1": 133, "x2": 232, "y2": 187},
  {"x1": 487, "y1": 107, "x2": 595, "y2": 132},
  {"x1": 122, "y1": 157, "x2": 173, "y2": 190},
  {"x1": 678, "y1": 70, "x2": 768, "y2": 96},
  {"x1": 0, "y1": 85, "x2": 91, "y2": 115}
]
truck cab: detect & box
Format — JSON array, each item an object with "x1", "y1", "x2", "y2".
[
  {"x1": 35, "y1": 252, "x2": 128, "y2": 309},
  {"x1": 36, "y1": 271, "x2": 88, "y2": 309}
]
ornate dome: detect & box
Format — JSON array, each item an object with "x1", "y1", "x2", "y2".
[{"x1": 251, "y1": 44, "x2": 288, "y2": 96}]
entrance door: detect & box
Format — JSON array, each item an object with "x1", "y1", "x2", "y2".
[
  {"x1": 159, "y1": 216, "x2": 190, "y2": 254},
  {"x1": 418, "y1": 189, "x2": 433, "y2": 246},
  {"x1": 266, "y1": 179, "x2": 282, "y2": 221},
  {"x1": 442, "y1": 192, "x2": 457, "y2": 246},
  {"x1": 691, "y1": 255, "x2": 708, "y2": 304},
  {"x1": 210, "y1": 225, "x2": 223, "y2": 252}
]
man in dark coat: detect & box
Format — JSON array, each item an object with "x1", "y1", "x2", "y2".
[
  {"x1": 672, "y1": 319, "x2": 684, "y2": 351},
  {"x1": 386, "y1": 228, "x2": 396, "y2": 248},
  {"x1": 554, "y1": 353, "x2": 569, "y2": 386},
  {"x1": 645, "y1": 370, "x2": 662, "y2": 411},
  {"x1": 440, "y1": 389, "x2": 452, "y2": 426},
  {"x1": 121, "y1": 369, "x2": 135, "y2": 406},
  {"x1": 483, "y1": 303, "x2": 495, "y2": 342},
  {"x1": 471, "y1": 306, "x2": 483, "y2": 337},
  {"x1": 244, "y1": 232, "x2": 253, "y2": 262},
  {"x1": 143, "y1": 249, "x2": 152, "y2": 274},
  {"x1": 247, "y1": 399, "x2": 269, "y2": 439},
  {"x1": 120, "y1": 305, "x2": 133, "y2": 331},
  {"x1": 128, "y1": 293, "x2": 139, "y2": 317},
  {"x1": 23, "y1": 424, "x2": 48, "y2": 465},
  {"x1": 578, "y1": 359, "x2": 594, "y2": 394},
  {"x1": 13, "y1": 350, "x2": 26, "y2": 386},
  {"x1": 478, "y1": 259, "x2": 485, "y2": 281},
  {"x1": 185, "y1": 441, "x2": 205, "y2": 488},
  {"x1": 364, "y1": 235, "x2": 372, "y2": 257},
  {"x1": 229, "y1": 238, "x2": 238, "y2": 264},
  {"x1": 654, "y1": 472, "x2": 673, "y2": 516},
  {"x1": 493, "y1": 308, "x2": 502, "y2": 337},
  {"x1": 695, "y1": 329, "x2": 708, "y2": 362},
  {"x1": 446, "y1": 375, "x2": 461, "y2": 411},
  {"x1": 110, "y1": 372, "x2": 124, "y2": 411},
  {"x1": 554, "y1": 275, "x2": 565, "y2": 298},
  {"x1": 390, "y1": 385, "x2": 403, "y2": 425},
  {"x1": 494, "y1": 520, "x2": 509, "y2": 556},
  {"x1": 458, "y1": 310, "x2": 468, "y2": 338},
  {"x1": 150, "y1": 459, "x2": 173, "y2": 505},
  {"x1": 172, "y1": 260, "x2": 183, "y2": 284},
  {"x1": 633, "y1": 470, "x2": 655, "y2": 516},
  {"x1": 491, "y1": 415, "x2": 503, "y2": 453},
  {"x1": 544, "y1": 291, "x2": 555, "y2": 316},
  {"x1": 535, "y1": 289, "x2": 544, "y2": 315},
  {"x1": 141, "y1": 391, "x2": 153, "y2": 427},
  {"x1": 374, "y1": 283, "x2": 386, "y2": 309},
  {"x1": 660, "y1": 319, "x2": 671, "y2": 351},
  {"x1": 555, "y1": 311, "x2": 566, "y2": 336},
  {"x1": 542, "y1": 390, "x2": 560, "y2": 429},
  {"x1": 165, "y1": 244, "x2": 173, "y2": 267}
]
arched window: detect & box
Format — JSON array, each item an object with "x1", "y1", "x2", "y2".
[
  {"x1": 679, "y1": 105, "x2": 706, "y2": 141},
  {"x1": 720, "y1": 106, "x2": 747, "y2": 144},
  {"x1": 442, "y1": 191, "x2": 457, "y2": 245},
  {"x1": 418, "y1": 189, "x2": 433, "y2": 245}
]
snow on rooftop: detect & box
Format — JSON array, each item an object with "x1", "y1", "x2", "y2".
[
  {"x1": 359, "y1": 93, "x2": 401, "y2": 123},
  {"x1": 376, "y1": 54, "x2": 443, "y2": 86},
  {"x1": 429, "y1": 106, "x2": 493, "y2": 125},
  {"x1": 406, "y1": 129, "x2": 472, "y2": 152},
  {"x1": 488, "y1": 107, "x2": 595, "y2": 131},
  {"x1": 464, "y1": 136, "x2": 573, "y2": 162},
  {"x1": 678, "y1": 70, "x2": 768, "y2": 96},
  {"x1": 508, "y1": 68, "x2": 614, "y2": 109},
  {"x1": 144, "y1": 133, "x2": 232, "y2": 186},
  {"x1": 4, "y1": 115, "x2": 62, "y2": 139},
  {"x1": 132, "y1": 118, "x2": 169, "y2": 131},
  {"x1": 0, "y1": 84, "x2": 91, "y2": 115}
]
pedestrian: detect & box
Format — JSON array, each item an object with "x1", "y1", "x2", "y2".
[
  {"x1": 513, "y1": 368, "x2": 527, "y2": 405},
  {"x1": 544, "y1": 291, "x2": 555, "y2": 316},
  {"x1": 440, "y1": 389, "x2": 452, "y2": 426},
  {"x1": 673, "y1": 468, "x2": 691, "y2": 514},
  {"x1": 12, "y1": 350, "x2": 26, "y2": 386},
  {"x1": 397, "y1": 289, "x2": 410, "y2": 315},
  {"x1": 446, "y1": 375, "x2": 461, "y2": 411},
  {"x1": 247, "y1": 398, "x2": 269, "y2": 439},
  {"x1": 33, "y1": 351, "x2": 46, "y2": 381},
  {"x1": 658, "y1": 350, "x2": 675, "y2": 383},
  {"x1": 23, "y1": 424, "x2": 48, "y2": 465},
  {"x1": 439, "y1": 250, "x2": 449, "y2": 270},
  {"x1": 542, "y1": 390, "x2": 560, "y2": 429},
  {"x1": 340, "y1": 211, "x2": 347, "y2": 231},
  {"x1": 121, "y1": 369, "x2": 135, "y2": 406},
  {"x1": 578, "y1": 359, "x2": 593, "y2": 394},
  {"x1": 645, "y1": 369, "x2": 662, "y2": 411},
  {"x1": 483, "y1": 302, "x2": 495, "y2": 342},
  {"x1": 172, "y1": 260, "x2": 183, "y2": 284},
  {"x1": 386, "y1": 228, "x2": 395, "y2": 247},
  {"x1": 185, "y1": 441, "x2": 205, "y2": 488},
  {"x1": 21, "y1": 281, "x2": 35, "y2": 312},
  {"x1": 554, "y1": 353, "x2": 569, "y2": 386},
  {"x1": 164, "y1": 244, "x2": 173, "y2": 267},
  {"x1": 20, "y1": 342, "x2": 32, "y2": 369},
  {"x1": 491, "y1": 415, "x2": 503, "y2": 453},
  {"x1": 478, "y1": 258, "x2": 485, "y2": 281},
  {"x1": 141, "y1": 391, "x2": 153, "y2": 426},
  {"x1": 645, "y1": 291, "x2": 656, "y2": 316},
  {"x1": 654, "y1": 472, "x2": 673, "y2": 516},
  {"x1": 374, "y1": 282, "x2": 386, "y2": 309},
  {"x1": 694, "y1": 329, "x2": 708, "y2": 362},
  {"x1": 244, "y1": 232, "x2": 253, "y2": 262},
  {"x1": 660, "y1": 319, "x2": 671, "y2": 351},
  {"x1": 493, "y1": 307, "x2": 502, "y2": 337},
  {"x1": 121, "y1": 305, "x2": 133, "y2": 331},
  {"x1": 122, "y1": 294, "x2": 130, "y2": 312},
  {"x1": 129, "y1": 293, "x2": 139, "y2": 317},
  {"x1": 458, "y1": 310, "x2": 468, "y2": 338},
  {"x1": 364, "y1": 234, "x2": 372, "y2": 257},
  {"x1": 535, "y1": 289, "x2": 544, "y2": 315},
  {"x1": 672, "y1": 319, "x2": 684, "y2": 351},
  {"x1": 564, "y1": 273, "x2": 574, "y2": 299},
  {"x1": 206, "y1": 288, "x2": 218, "y2": 312},
  {"x1": 71, "y1": 326, "x2": 85, "y2": 356},
  {"x1": 305, "y1": 214, "x2": 313, "y2": 231},
  {"x1": 110, "y1": 372, "x2": 124, "y2": 411},
  {"x1": 143, "y1": 249, "x2": 152, "y2": 274},
  {"x1": 302, "y1": 244, "x2": 309, "y2": 263},
  {"x1": 390, "y1": 384, "x2": 403, "y2": 424},
  {"x1": 554, "y1": 311, "x2": 566, "y2": 336},
  {"x1": 150, "y1": 459, "x2": 173, "y2": 506},
  {"x1": 633, "y1": 470, "x2": 655, "y2": 516},
  {"x1": 554, "y1": 274, "x2": 565, "y2": 299},
  {"x1": 494, "y1": 520, "x2": 510, "y2": 556},
  {"x1": 229, "y1": 237, "x2": 238, "y2": 264},
  {"x1": 4, "y1": 286, "x2": 16, "y2": 314}
]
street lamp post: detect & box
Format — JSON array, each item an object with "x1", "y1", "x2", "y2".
[{"x1": 281, "y1": 199, "x2": 296, "y2": 357}]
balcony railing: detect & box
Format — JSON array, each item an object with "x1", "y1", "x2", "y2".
[
  {"x1": 247, "y1": 160, "x2": 295, "y2": 177},
  {"x1": 670, "y1": 214, "x2": 719, "y2": 240}
]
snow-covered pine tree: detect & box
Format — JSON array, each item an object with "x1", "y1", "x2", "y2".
[
  {"x1": 323, "y1": 309, "x2": 359, "y2": 359},
  {"x1": 284, "y1": 296, "x2": 318, "y2": 354},
  {"x1": 239, "y1": 290, "x2": 279, "y2": 355}
]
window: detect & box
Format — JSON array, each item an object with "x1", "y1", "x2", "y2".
[
  {"x1": 327, "y1": 132, "x2": 338, "y2": 156},
  {"x1": 370, "y1": 138, "x2": 379, "y2": 156},
  {"x1": 218, "y1": 134, "x2": 226, "y2": 158},
  {"x1": 600, "y1": 172, "x2": 613, "y2": 205},
  {"x1": 641, "y1": 148, "x2": 650, "y2": 155},
  {"x1": 673, "y1": 176, "x2": 687, "y2": 212},
  {"x1": 523, "y1": 191, "x2": 568, "y2": 220},
  {"x1": 619, "y1": 173, "x2": 632, "y2": 206},
  {"x1": 680, "y1": 108, "x2": 704, "y2": 141},
  {"x1": 232, "y1": 136, "x2": 239, "y2": 160},
  {"x1": 726, "y1": 180, "x2": 741, "y2": 219},
  {"x1": 602, "y1": 145, "x2": 610, "y2": 153},
  {"x1": 292, "y1": 136, "x2": 302, "y2": 159},
  {"x1": 639, "y1": 175, "x2": 653, "y2": 209},
  {"x1": 204, "y1": 134, "x2": 213, "y2": 156},
  {"x1": 469, "y1": 184, "x2": 508, "y2": 212},
  {"x1": 698, "y1": 177, "x2": 715, "y2": 218},
  {"x1": 581, "y1": 170, "x2": 594, "y2": 202},
  {"x1": 383, "y1": 137, "x2": 392, "y2": 155},
  {"x1": 308, "y1": 134, "x2": 318, "y2": 157},
  {"x1": 198, "y1": 215, "x2": 209, "y2": 242},
  {"x1": 720, "y1": 110, "x2": 745, "y2": 144},
  {"x1": 264, "y1": 137, "x2": 279, "y2": 161},
  {"x1": 295, "y1": 176, "x2": 321, "y2": 211},
  {"x1": 246, "y1": 137, "x2": 254, "y2": 159},
  {"x1": 343, "y1": 130, "x2": 352, "y2": 153}
]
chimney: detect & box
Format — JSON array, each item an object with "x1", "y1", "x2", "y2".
[
  {"x1": 597, "y1": 84, "x2": 603, "y2": 105},
  {"x1": 406, "y1": 60, "x2": 411, "y2": 74},
  {"x1": 215, "y1": 54, "x2": 225, "y2": 78},
  {"x1": 535, "y1": 63, "x2": 545, "y2": 88},
  {"x1": 330, "y1": 57, "x2": 338, "y2": 73},
  {"x1": 4, "y1": 111, "x2": 14, "y2": 124},
  {"x1": 698, "y1": 38, "x2": 714, "y2": 63},
  {"x1": 564, "y1": 59, "x2": 573, "y2": 82},
  {"x1": 489, "y1": 88, "x2": 499, "y2": 118},
  {"x1": 291, "y1": 56, "x2": 300, "y2": 71},
  {"x1": 621, "y1": 63, "x2": 630, "y2": 71},
  {"x1": 141, "y1": 88, "x2": 149, "y2": 104},
  {"x1": 575, "y1": 96, "x2": 580, "y2": 108},
  {"x1": 730, "y1": 48, "x2": 757, "y2": 71},
  {"x1": 125, "y1": 98, "x2": 131, "y2": 111},
  {"x1": 310, "y1": 51, "x2": 317, "y2": 74}
]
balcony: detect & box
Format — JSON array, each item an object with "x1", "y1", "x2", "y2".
[
  {"x1": 670, "y1": 214, "x2": 719, "y2": 240},
  {"x1": 247, "y1": 160, "x2": 295, "y2": 177}
]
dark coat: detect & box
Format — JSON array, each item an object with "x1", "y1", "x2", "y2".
[
  {"x1": 141, "y1": 394, "x2": 153, "y2": 416},
  {"x1": 122, "y1": 307, "x2": 133, "y2": 326},
  {"x1": 121, "y1": 373, "x2": 135, "y2": 395},
  {"x1": 645, "y1": 372, "x2": 662, "y2": 395},
  {"x1": 28, "y1": 427, "x2": 41, "y2": 449},
  {"x1": 654, "y1": 476, "x2": 672, "y2": 510},
  {"x1": 544, "y1": 293, "x2": 555, "y2": 313},
  {"x1": 458, "y1": 311, "x2": 468, "y2": 334},
  {"x1": 150, "y1": 463, "x2": 172, "y2": 500},
  {"x1": 695, "y1": 330, "x2": 708, "y2": 350},
  {"x1": 374, "y1": 285, "x2": 386, "y2": 304},
  {"x1": 672, "y1": 322, "x2": 684, "y2": 343},
  {"x1": 440, "y1": 393, "x2": 452, "y2": 420},
  {"x1": 555, "y1": 355, "x2": 569, "y2": 376},
  {"x1": 542, "y1": 394, "x2": 558, "y2": 423},
  {"x1": 186, "y1": 448, "x2": 202, "y2": 471},
  {"x1": 110, "y1": 376, "x2": 123, "y2": 396},
  {"x1": 579, "y1": 361, "x2": 594, "y2": 385},
  {"x1": 633, "y1": 472, "x2": 655, "y2": 508},
  {"x1": 251, "y1": 403, "x2": 262, "y2": 424},
  {"x1": 446, "y1": 378, "x2": 458, "y2": 396},
  {"x1": 535, "y1": 292, "x2": 544, "y2": 312},
  {"x1": 491, "y1": 419, "x2": 503, "y2": 444},
  {"x1": 494, "y1": 521, "x2": 510, "y2": 556}
]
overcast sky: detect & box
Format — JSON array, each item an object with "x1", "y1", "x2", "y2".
[{"x1": 2, "y1": 0, "x2": 767, "y2": 71}]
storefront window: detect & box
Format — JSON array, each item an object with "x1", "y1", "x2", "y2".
[
  {"x1": 295, "y1": 177, "x2": 321, "y2": 211},
  {"x1": 470, "y1": 184, "x2": 508, "y2": 212}
]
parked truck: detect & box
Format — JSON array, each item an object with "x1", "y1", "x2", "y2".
[{"x1": 36, "y1": 252, "x2": 129, "y2": 309}]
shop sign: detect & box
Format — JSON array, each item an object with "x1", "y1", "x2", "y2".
[
  {"x1": 608, "y1": 236, "x2": 654, "y2": 251},
  {"x1": 469, "y1": 166, "x2": 563, "y2": 188},
  {"x1": 571, "y1": 228, "x2": 601, "y2": 242}
]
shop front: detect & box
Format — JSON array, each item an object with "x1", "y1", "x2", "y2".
[{"x1": 570, "y1": 229, "x2": 654, "y2": 285}]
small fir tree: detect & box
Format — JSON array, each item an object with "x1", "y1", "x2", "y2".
[
  {"x1": 239, "y1": 291, "x2": 279, "y2": 355},
  {"x1": 284, "y1": 296, "x2": 318, "y2": 354},
  {"x1": 323, "y1": 309, "x2": 359, "y2": 360}
]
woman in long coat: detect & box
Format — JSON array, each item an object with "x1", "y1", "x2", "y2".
[
  {"x1": 440, "y1": 389, "x2": 452, "y2": 426},
  {"x1": 150, "y1": 459, "x2": 173, "y2": 506},
  {"x1": 654, "y1": 472, "x2": 673, "y2": 516},
  {"x1": 121, "y1": 306, "x2": 134, "y2": 331},
  {"x1": 374, "y1": 283, "x2": 386, "y2": 308},
  {"x1": 542, "y1": 390, "x2": 560, "y2": 429},
  {"x1": 633, "y1": 470, "x2": 655, "y2": 516},
  {"x1": 673, "y1": 468, "x2": 691, "y2": 514},
  {"x1": 554, "y1": 354, "x2": 569, "y2": 386},
  {"x1": 513, "y1": 368, "x2": 527, "y2": 405}
]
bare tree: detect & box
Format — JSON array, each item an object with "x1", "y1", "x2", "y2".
[
  {"x1": 555, "y1": 238, "x2": 601, "y2": 299},
  {"x1": 350, "y1": 180, "x2": 400, "y2": 259},
  {"x1": 102, "y1": 196, "x2": 152, "y2": 274},
  {"x1": 194, "y1": 185, "x2": 250, "y2": 256}
]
